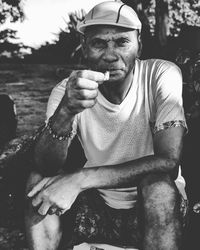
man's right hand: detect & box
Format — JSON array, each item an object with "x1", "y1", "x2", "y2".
[
  {"x1": 27, "y1": 172, "x2": 83, "y2": 216},
  {"x1": 62, "y1": 70, "x2": 107, "y2": 115}
]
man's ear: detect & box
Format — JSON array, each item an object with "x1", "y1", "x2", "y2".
[
  {"x1": 137, "y1": 34, "x2": 143, "y2": 58},
  {"x1": 80, "y1": 35, "x2": 88, "y2": 60}
]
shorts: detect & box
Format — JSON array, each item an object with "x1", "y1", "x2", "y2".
[{"x1": 60, "y1": 189, "x2": 188, "y2": 249}]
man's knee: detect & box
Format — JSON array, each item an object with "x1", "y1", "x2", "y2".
[
  {"x1": 138, "y1": 173, "x2": 180, "y2": 223},
  {"x1": 25, "y1": 171, "x2": 48, "y2": 224},
  {"x1": 25, "y1": 171, "x2": 43, "y2": 195},
  {"x1": 25, "y1": 171, "x2": 61, "y2": 233},
  {"x1": 25, "y1": 171, "x2": 44, "y2": 222}
]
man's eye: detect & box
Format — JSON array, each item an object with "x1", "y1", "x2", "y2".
[
  {"x1": 92, "y1": 40, "x2": 105, "y2": 48},
  {"x1": 116, "y1": 39, "x2": 129, "y2": 46}
]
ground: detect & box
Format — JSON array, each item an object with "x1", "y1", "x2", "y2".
[{"x1": 0, "y1": 63, "x2": 72, "y2": 250}]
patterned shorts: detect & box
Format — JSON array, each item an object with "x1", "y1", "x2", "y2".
[{"x1": 60, "y1": 189, "x2": 188, "y2": 249}]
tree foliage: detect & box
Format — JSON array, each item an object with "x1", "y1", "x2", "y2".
[
  {"x1": 122, "y1": 0, "x2": 200, "y2": 36},
  {"x1": 0, "y1": 0, "x2": 25, "y2": 59},
  {"x1": 23, "y1": 0, "x2": 200, "y2": 63},
  {"x1": 168, "y1": 0, "x2": 200, "y2": 36},
  {"x1": 0, "y1": 0, "x2": 24, "y2": 24},
  {"x1": 24, "y1": 10, "x2": 86, "y2": 64}
]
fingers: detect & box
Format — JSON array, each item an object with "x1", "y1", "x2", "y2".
[
  {"x1": 71, "y1": 70, "x2": 106, "y2": 83},
  {"x1": 74, "y1": 88, "x2": 98, "y2": 100},
  {"x1": 31, "y1": 194, "x2": 64, "y2": 216},
  {"x1": 55, "y1": 208, "x2": 65, "y2": 216},
  {"x1": 193, "y1": 202, "x2": 200, "y2": 213},
  {"x1": 47, "y1": 206, "x2": 58, "y2": 215},
  {"x1": 37, "y1": 202, "x2": 51, "y2": 216},
  {"x1": 63, "y1": 70, "x2": 110, "y2": 114},
  {"x1": 74, "y1": 99, "x2": 97, "y2": 109},
  {"x1": 48, "y1": 206, "x2": 65, "y2": 216},
  {"x1": 74, "y1": 78, "x2": 99, "y2": 90},
  {"x1": 27, "y1": 177, "x2": 50, "y2": 198},
  {"x1": 31, "y1": 195, "x2": 64, "y2": 216},
  {"x1": 31, "y1": 193, "x2": 43, "y2": 207}
]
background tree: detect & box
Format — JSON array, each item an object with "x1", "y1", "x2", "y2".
[
  {"x1": 0, "y1": 0, "x2": 24, "y2": 24},
  {"x1": 168, "y1": 0, "x2": 200, "y2": 36},
  {"x1": 121, "y1": 0, "x2": 200, "y2": 36},
  {"x1": 0, "y1": 0, "x2": 25, "y2": 60},
  {"x1": 23, "y1": 0, "x2": 200, "y2": 64},
  {"x1": 24, "y1": 10, "x2": 86, "y2": 65},
  {"x1": 121, "y1": 0, "x2": 200, "y2": 58}
]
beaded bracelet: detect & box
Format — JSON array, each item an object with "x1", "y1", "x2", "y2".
[{"x1": 45, "y1": 117, "x2": 75, "y2": 141}]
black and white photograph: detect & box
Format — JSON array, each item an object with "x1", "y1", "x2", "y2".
[{"x1": 0, "y1": 0, "x2": 200, "y2": 249}]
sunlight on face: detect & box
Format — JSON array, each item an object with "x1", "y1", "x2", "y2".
[{"x1": 83, "y1": 25, "x2": 140, "y2": 82}]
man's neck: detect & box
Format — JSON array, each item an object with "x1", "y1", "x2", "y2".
[{"x1": 99, "y1": 70, "x2": 134, "y2": 105}]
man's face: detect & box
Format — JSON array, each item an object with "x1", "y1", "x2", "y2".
[{"x1": 83, "y1": 25, "x2": 140, "y2": 83}]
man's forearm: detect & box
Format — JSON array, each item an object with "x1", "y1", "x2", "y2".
[
  {"x1": 34, "y1": 104, "x2": 75, "y2": 176},
  {"x1": 77, "y1": 155, "x2": 178, "y2": 191}
]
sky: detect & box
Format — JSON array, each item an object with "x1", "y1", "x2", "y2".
[{"x1": 4, "y1": 0, "x2": 107, "y2": 48}]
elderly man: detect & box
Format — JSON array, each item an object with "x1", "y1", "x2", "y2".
[{"x1": 25, "y1": 1, "x2": 188, "y2": 249}]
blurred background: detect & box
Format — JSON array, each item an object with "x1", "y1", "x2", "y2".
[{"x1": 0, "y1": 0, "x2": 200, "y2": 249}]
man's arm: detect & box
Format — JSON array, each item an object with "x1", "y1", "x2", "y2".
[
  {"x1": 28, "y1": 125, "x2": 184, "y2": 215},
  {"x1": 33, "y1": 70, "x2": 106, "y2": 175},
  {"x1": 79, "y1": 125, "x2": 184, "y2": 190},
  {"x1": 34, "y1": 102, "x2": 75, "y2": 175}
]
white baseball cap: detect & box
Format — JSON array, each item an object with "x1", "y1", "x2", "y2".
[{"x1": 77, "y1": 1, "x2": 142, "y2": 34}]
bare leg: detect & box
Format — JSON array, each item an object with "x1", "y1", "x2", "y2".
[
  {"x1": 25, "y1": 171, "x2": 62, "y2": 250},
  {"x1": 139, "y1": 173, "x2": 182, "y2": 250}
]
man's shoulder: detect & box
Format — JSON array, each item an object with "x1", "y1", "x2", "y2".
[
  {"x1": 138, "y1": 58, "x2": 180, "y2": 72},
  {"x1": 136, "y1": 59, "x2": 182, "y2": 82},
  {"x1": 135, "y1": 59, "x2": 183, "y2": 97}
]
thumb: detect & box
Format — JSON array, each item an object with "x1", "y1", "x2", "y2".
[{"x1": 98, "y1": 71, "x2": 110, "y2": 85}]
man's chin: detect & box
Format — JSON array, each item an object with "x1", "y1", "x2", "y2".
[{"x1": 106, "y1": 70, "x2": 125, "y2": 82}]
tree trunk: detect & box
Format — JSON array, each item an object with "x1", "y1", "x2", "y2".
[{"x1": 155, "y1": 0, "x2": 169, "y2": 47}]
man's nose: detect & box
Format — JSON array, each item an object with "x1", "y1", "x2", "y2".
[{"x1": 102, "y1": 45, "x2": 118, "y2": 63}]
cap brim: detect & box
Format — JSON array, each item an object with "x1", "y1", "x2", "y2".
[{"x1": 77, "y1": 20, "x2": 141, "y2": 34}]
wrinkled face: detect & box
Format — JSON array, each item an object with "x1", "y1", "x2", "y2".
[{"x1": 82, "y1": 25, "x2": 141, "y2": 83}]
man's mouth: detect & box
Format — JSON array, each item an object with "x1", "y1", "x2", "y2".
[
  {"x1": 109, "y1": 68, "x2": 120, "y2": 71},
  {"x1": 108, "y1": 69, "x2": 122, "y2": 75},
  {"x1": 101, "y1": 69, "x2": 121, "y2": 75}
]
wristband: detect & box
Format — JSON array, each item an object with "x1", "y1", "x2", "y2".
[{"x1": 45, "y1": 117, "x2": 75, "y2": 141}]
